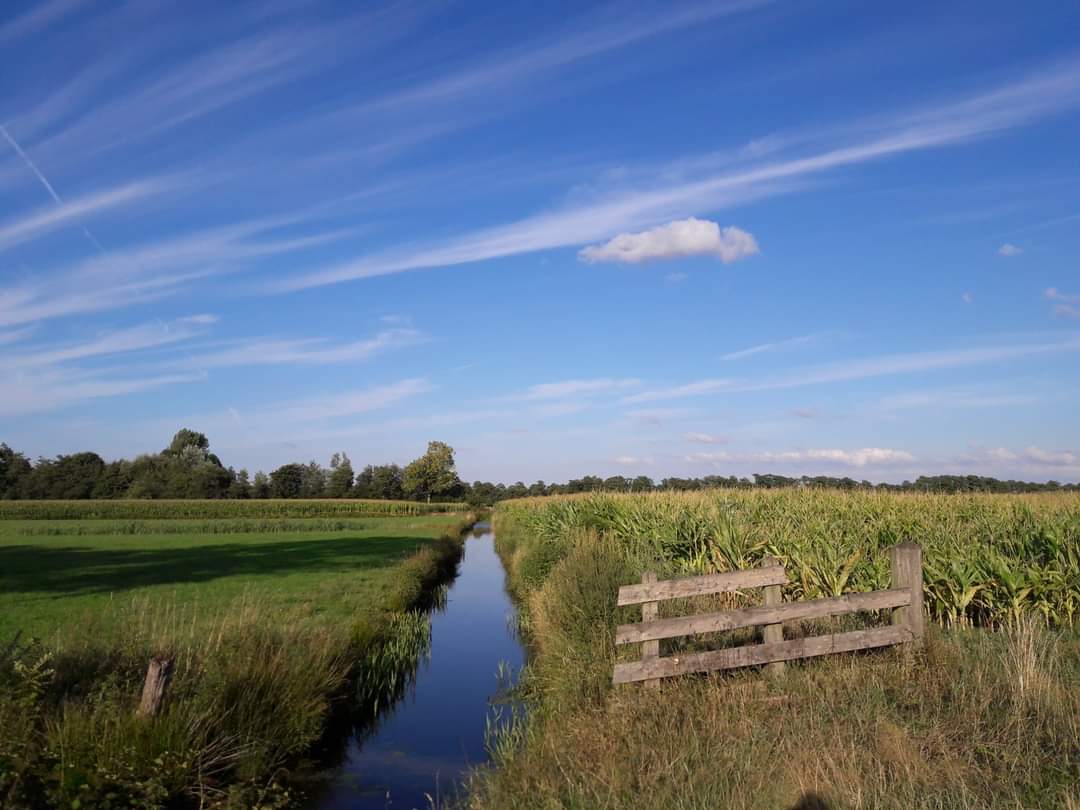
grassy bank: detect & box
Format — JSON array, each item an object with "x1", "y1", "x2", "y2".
[
  {"x1": 467, "y1": 491, "x2": 1079, "y2": 809},
  {"x1": 0, "y1": 506, "x2": 474, "y2": 808}
]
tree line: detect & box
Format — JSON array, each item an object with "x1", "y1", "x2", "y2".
[
  {"x1": 1, "y1": 430, "x2": 1075, "y2": 503},
  {"x1": 0, "y1": 431, "x2": 467, "y2": 502}
]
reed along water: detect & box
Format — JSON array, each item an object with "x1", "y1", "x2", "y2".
[{"x1": 309, "y1": 522, "x2": 524, "y2": 809}]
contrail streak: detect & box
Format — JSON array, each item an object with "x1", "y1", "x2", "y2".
[
  {"x1": 1, "y1": 124, "x2": 62, "y2": 201},
  {"x1": 0, "y1": 122, "x2": 105, "y2": 252}
]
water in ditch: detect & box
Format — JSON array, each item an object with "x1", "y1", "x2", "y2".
[{"x1": 309, "y1": 522, "x2": 524, "y2": 809}]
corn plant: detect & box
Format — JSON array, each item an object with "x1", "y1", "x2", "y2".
[{"x1": 497, "y1": 489, "x2": 1079, "y2": 627}]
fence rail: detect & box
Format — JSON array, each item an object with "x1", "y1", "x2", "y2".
[{"x1": 613, "y1": 542, "x2": 923, "y2": 686}]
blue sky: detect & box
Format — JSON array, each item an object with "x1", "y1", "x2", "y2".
[{"x1": 2, "y1": 0, "x2": 1079, "y2": 483}]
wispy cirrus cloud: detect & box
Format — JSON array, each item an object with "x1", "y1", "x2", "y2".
[
  {"x1": 181, "y1": 329, "x2": 424, "y2": 369},
  {"x1": 622, "y1": 378, "x2": 732, "y2": 404},
  {"x1": 1, "y1": 315, "x2": 216, "y2": 370},
  {"x1": 625, "y1": 335, "x2": 1080, "y2": 403},
  {"x1": 126, "y1": 377, "x2": 437, "y2": 450},
  {"x1": 1, "y1": 368, "x2": 206, "y2": 417},
  {"x1": 0, "y1": 314, "x2": 218, "y2": 416},
  {"x1": 0, "y1": 326, "x2": 36, "y2": 346},
  {"x1": 0, "y1": 0, "x2": 89, "y2": 45},
  {"x1": 332, "y1": 2, "x2": 772, "y2": 123},
  {"x1": 0, "y1": 177, "x2": 172, "y2": 254},
  {"x1": 997, "y1": 243, "x2": 1023, "y2": 256},
  {"x1": 0, "y1": 213, "x2": 356, "y2": 328},
  {"x1": 276, "y1": 57, "x2": 1080, "y2": 292},
  {"x1": 4, "y1": 16, "x2": 386, "y2": 171},
  {"x1": 877, "y1": 388, "x2": 1038, "y2": 411},
  {"x1": 721, "y1": 333, "x2": 818, "y2": 361},
  {"x1": 258, "y1": 378, "x2": 433, "y2": 424},
  {"x1": 505, "y1": 378, "x2": 641, "y2": 402}
]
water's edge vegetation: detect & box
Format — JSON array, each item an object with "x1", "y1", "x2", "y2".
[
  {"x1": 0, "y1": 511, "x2": 476, "y2": 809},
  {"x1": 467, "y1": 491, "x2": 1079, "y2": 809}
]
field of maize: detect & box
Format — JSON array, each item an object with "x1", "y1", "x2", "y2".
[
  {"x1": 497, "y1": 489, "x2": 1080, "y2": 627},
  {"x1": 0, "y1": 497, "x2": 471, "y2": 521}
]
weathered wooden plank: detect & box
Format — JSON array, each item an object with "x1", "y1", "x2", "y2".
[
  {"x1": 890, "y1": 542, "x2": 924, "y2": 642},
  {"x1": 761, "y1": 556, "x2": 785, "y2": 676},
  {"x1": 640, "y1": 572, "x2": 659, "y2": 689},
  {"x1": 615, "y1": 588, "x2": 912, "y2": 645},
  {"x1": 613, "y1": 624, "x2": 912, "y2": 684},
  {"x1": 617, "y1": 566, "x2": 788, "y2": 606}
]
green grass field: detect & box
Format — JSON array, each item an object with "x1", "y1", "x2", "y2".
[
  {"x1": 0, "y1": 503, "x2": 475, "y2": 809},
  {"x1": 0, "y1": 514, "x2": 466, "y2": 640}
]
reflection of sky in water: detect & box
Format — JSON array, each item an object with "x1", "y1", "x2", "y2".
[{"x1": 313, "y1": 528, "x2": 524, "y2": 809}]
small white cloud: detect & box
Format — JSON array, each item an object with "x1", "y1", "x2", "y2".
[
  {"x1": 802, "y1": 448, "x2": 914, "y2": 466},
  {"x1": 579, "y1": 218, "x2": 759, "y2": 265},
  {"x1": 178, "y1": 313, "x2": 219, "y2": 326},
  {"x1": 790, "y1": 408, "x2": 817, "y2": 419},
  {"x1": 964, "y1": 445, "x2": 1080, "y2": 473},
  {"x1": 1043, "y1": 288, "x2": 1080, "y2": 319},
  {"x1": 665, "y1": 272, "x2": 688, "y2": 283},
  {"x1": 1021, "y1": 446, "x2": 1077, "y2": 466},
  {"x1": 686, "y1": 451, "x2": 731, "y2": 462},
  {"x1": 961, "y1": 291, "x2": 974, "y2": 304},
  {"x1": 683, "y1": 432, "x2": 727, "y2": 445},
  {"x1": 997, "y1": 243, "x2": 1023, "y2": 256}
]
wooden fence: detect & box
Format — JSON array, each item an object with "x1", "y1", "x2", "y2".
[{"x1": 613, "y1": 542, "x2": 923, "y2": 686}]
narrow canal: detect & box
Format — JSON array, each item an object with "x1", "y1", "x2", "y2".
[{"x1": 312, "y1": 521, "x2": 524, "y2": 809}]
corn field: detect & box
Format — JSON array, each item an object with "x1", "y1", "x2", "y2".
[
  {"x1": 0, "y1": 497, "x2": 471, "y2": 521},
  {"x1": 497, "y1": 489, "x2": 1080, "y2": 627}
]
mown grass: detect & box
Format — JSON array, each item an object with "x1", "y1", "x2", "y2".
[
  {"x1": 466, "y1": 491, "x2": 1080, "y2": 810},
  {"x1": 0, "y1": 515, "x2": 466, "y2": 640},
  {"x1": 0, "y1": 509, "x2": 475, "y2": 808}
]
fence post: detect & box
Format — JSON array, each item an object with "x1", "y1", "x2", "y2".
[
  {"x1": 137, "y1": 656, "x2": 174, "y2": 718},
  {"x1": 889, "y1": 543, "x2": 924, "y2": 643},
  {"x1": 641, "y1": 571, "x2": 659, "y2": 688},
  {"x1": 761, "y1": 555, "x2": 785, "y2": 675}
]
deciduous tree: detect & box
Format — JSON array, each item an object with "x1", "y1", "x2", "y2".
[{"x1": 402, "y1": 441, "x2": 462, "y2": 501}]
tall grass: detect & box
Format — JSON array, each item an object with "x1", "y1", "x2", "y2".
[{"x1": 0, "y1": 498, "x2": 471, "y2": 521}]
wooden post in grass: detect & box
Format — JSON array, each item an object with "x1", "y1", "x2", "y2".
[
  {"x1": 889, "y1": 543, "x2": 924, "y2": 643},
  {"x1": 137, "y1": 656, "x2": 174, "y2": 718},
  {"x1": 641, "y1": 571, "x2": 659, "y2": 689},
  {"x1": 761, "y1": 556, "x2": 785, "y2": 676}
]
